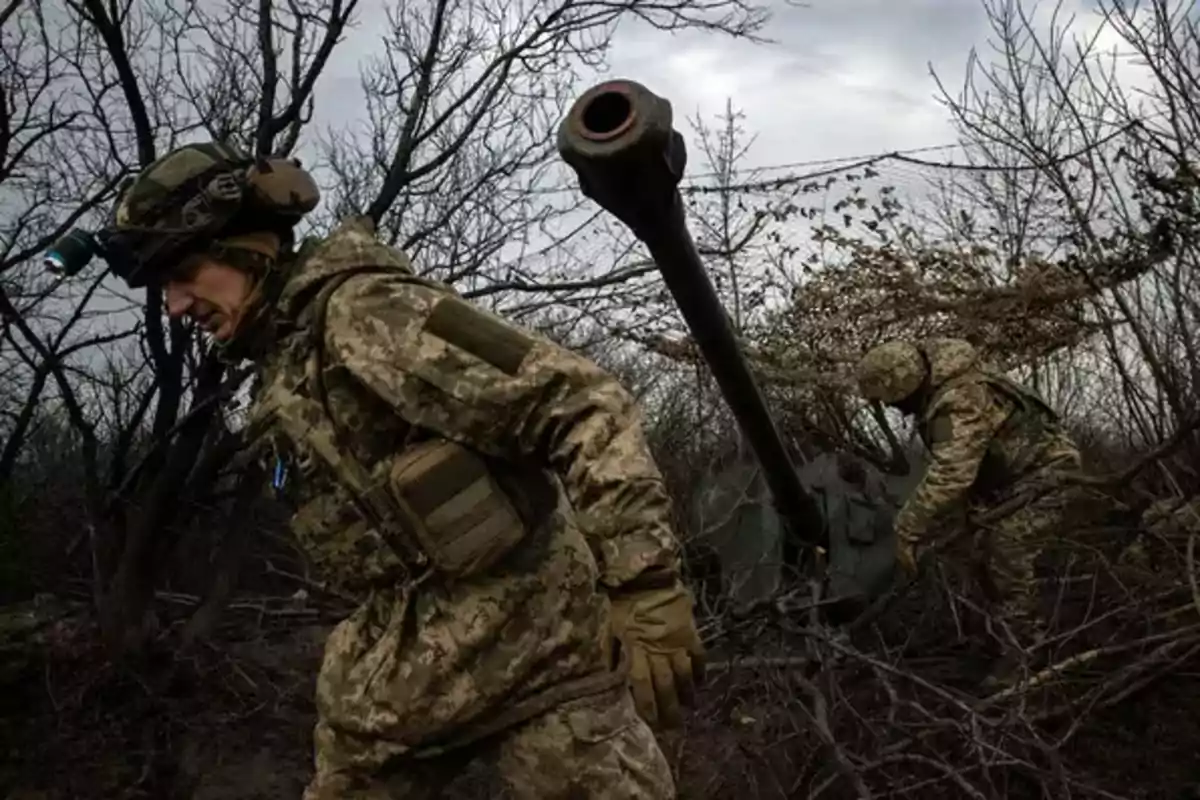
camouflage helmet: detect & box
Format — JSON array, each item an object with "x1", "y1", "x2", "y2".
[
  {"x1": 856, "y1": 340, "x2": 927, "y2": 404},
  {"x1": 98, "y1": 141, "x2": 319, "y2": 287}
]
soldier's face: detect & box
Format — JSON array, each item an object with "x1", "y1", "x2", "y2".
[
  {"x1": 163, "y1": 257, "x2": 252, "y2": 342},
  {"x1": 891, "y1": 392, "x2": 924, "y2": 417}
]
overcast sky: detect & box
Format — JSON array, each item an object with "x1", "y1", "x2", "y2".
[
  {"x1": 286, "y1": 0, "x2": 1148, "y2": 233},
  {"x1": 605, "y1": 0, "x2": 985, "y2": 166},
  {"x1": 304, "y1": 0, "x2": 1009, "y2": 182},
  {"x1": 603, "y1": 0, "x2": 1132, "y2": 169},
  {"x1": 269, "y1": 0, "x2": 1021, "y2": 299}
]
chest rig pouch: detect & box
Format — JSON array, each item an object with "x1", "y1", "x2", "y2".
[
  {"x1": 924, "y1": 373, "x2": 1058, "y2": 501},
  {"x1": 383, "y1": 438, "x2": 531, "y2": 577},
  {"x1": 277, "y1": 266, "x2": 536, "y2": 580}
]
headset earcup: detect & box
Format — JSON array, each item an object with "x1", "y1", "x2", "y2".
[{"x1": 245, "y1": 158, "x2": 320, "y2": 221}]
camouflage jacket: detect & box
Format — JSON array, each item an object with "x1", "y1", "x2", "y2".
[
  {"x1": 897, "y1": 365, "x2": 1079, "y2": 546},
  {"x1": 243, "y1": 217, "x2": 681, "y2": 753}
]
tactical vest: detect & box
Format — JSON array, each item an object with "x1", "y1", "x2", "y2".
[
  {"x1": 249, "y1": 264, "x2": 631, "y2": 760},
  {"x1": 252, "y1": 266, "x2": 552, "y2": 590},
  {"x1": 921, "y1": 371, "x2": 1062, "y2": 500}
]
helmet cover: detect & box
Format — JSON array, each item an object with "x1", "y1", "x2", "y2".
[{"x1": 856, "y1": 340, "x2": 927, "y2": 404}]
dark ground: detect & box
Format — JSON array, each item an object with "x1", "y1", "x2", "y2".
[{"x1": 3, "y1": 590, "x2": 1200, "y2": 800}]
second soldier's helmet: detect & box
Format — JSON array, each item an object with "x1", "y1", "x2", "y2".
[
  {"x1": 857, "y1": 340, "x2": 928, "y2": 404},
  {"x1": 857, "y1": 338, "x2": 980, "y2": 405},
  {"x1": 99, "y1": 141, "x2": 320, "y2": 287}
]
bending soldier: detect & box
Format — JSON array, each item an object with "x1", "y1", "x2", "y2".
[
  {"x1": 856, "y1": 338, "x2": 1080, "y2": 684},
  {"x1": 98, "y1": 142, "x2": 704, "y2": 798}
]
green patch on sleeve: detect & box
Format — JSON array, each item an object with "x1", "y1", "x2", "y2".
[
  {"x1": 928, "y1": 414, "x2": 955, "y2": 445},
  {"x1": 423, "y1": 296, "x2": 534, "y2": 376}
]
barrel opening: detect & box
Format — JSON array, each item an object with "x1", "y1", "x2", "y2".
[{"x1": 581, "y1": 90, "x2": 634, "y2": 140}]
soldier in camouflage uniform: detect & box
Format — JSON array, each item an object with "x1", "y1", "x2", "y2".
[
  {"x1": 96, "y1": 141, "x2": 704, "y2": 797},
  {"x1": 856, "y1": 338, "x2": 1080, "y2": 680}
]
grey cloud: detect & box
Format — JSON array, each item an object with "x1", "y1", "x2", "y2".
[
  {"x1": 609, "y1": 0, "x2": 988, "y2": 100},
  {"x1": 773, "y1": 0, "x2": 989, "y2": 65},
  {"x1": 287, "y1": 0, "x2": 985, "y2": 227},
  {"x1": 303, "y1": 0, "x2": 988, "y2": 164}
]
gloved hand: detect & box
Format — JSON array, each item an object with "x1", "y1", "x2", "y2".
[
  {"x1": 893, "y1": 511, "x2": 921, "y2": 578},
  {"x1": 607, "y1": 580, "x2": 705, "y2": 729}
]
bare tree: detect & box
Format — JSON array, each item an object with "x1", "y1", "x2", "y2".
[
  {"x1": 0, "y1": 0, "x2": 359, "y2": 652},
  {"x1": 928, "y1": 0, "x2": 1200, "y2": 461},
  {"x1": 319, "y1": 0, "x2": 768, "y2": 321}
]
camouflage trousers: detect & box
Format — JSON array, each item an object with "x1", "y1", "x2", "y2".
[
  {"x1": 302, "y1": 685, "x2": 675, "y2": 799},
  {"x1": 944, "y1": 472, "x2": 1078, "y2": 650},
  {"x1": 970, "y1": 487, "x2": 1068, "y2": 647}
]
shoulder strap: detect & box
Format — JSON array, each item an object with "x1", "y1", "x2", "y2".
[
  {"x1": 980, "y1": 371, "x2": 1058, "y2": 422},
  {"x1": 285, "y1": 266, "x2": 432, "y2": 570}
]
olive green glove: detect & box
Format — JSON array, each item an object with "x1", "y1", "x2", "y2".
[
  {"x1": 894, "y1": 515, "x2": 920, "y2": 578},
  {"x1": 608, "y1": 581, "x2": 706, "y2": 729}
]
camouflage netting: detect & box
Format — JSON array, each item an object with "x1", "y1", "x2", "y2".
[
  {"x1": 769, "y1": 247, "x2": 1100, "y2": 370},
  {"x1": 646, "y1": 242, "x2": 1158, "y2": 403}
]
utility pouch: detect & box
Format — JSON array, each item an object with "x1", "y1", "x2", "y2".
[{"x1": 386, "y1": 439, "x2": 529, "y2": 577}]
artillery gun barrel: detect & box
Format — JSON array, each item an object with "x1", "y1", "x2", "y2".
[{"x1": 556, "y1": 79, "x2": 822, "y2": 547}]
